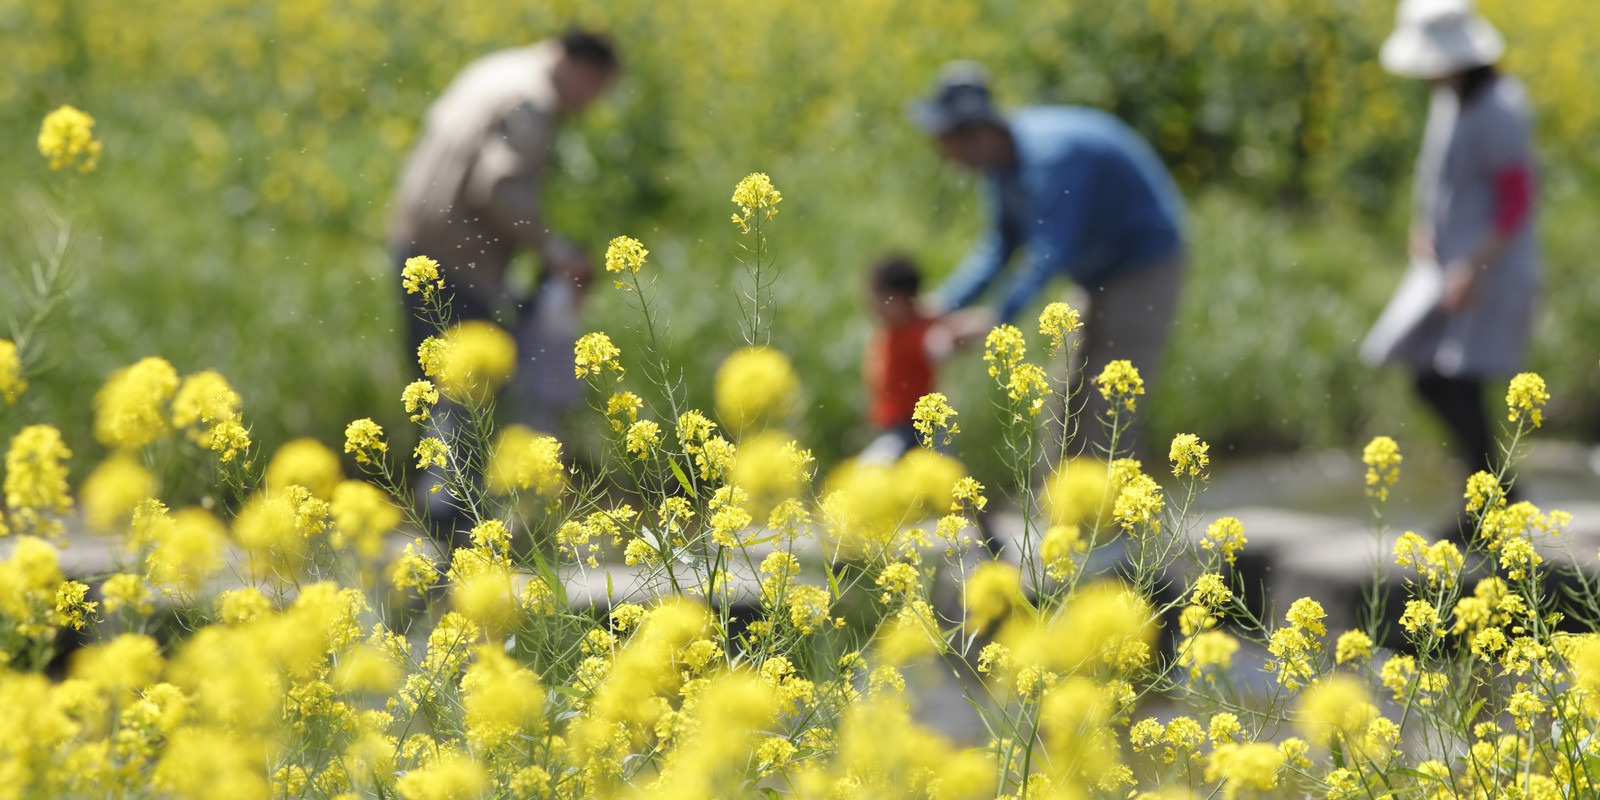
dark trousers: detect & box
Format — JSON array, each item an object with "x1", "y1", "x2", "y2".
[{"x1": 1413, "y1": 373, "x2": 1496, "y2": 478}]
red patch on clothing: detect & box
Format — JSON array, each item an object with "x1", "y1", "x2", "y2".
[{"x1": 869, "y1": 317, "x2": 936, "y2": 428}]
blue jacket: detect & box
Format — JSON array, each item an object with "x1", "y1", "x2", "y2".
[{"x1": 936, "y1": 107, "x2": 1186, "y2": 322}]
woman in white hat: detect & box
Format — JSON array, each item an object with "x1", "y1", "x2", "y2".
[{"x1": 1367, "y1": 0, "x2": 1539, "y2": 519}]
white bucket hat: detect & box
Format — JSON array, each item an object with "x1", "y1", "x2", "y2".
[{"x1": 1380, "y1": 0, "x2": 1505, "y2": 79}]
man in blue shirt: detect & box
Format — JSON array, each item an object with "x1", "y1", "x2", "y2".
[{"x1": 912, "y1": 62, "x2": 1187, "y2": 456}]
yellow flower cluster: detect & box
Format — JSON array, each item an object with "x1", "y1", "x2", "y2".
[
  {"x1": 730, "y1": 172, "x2": 782, "y2": 232},
  {"x1": 4, "y1": 425, "x2": 74, "y2": 537},
  {"x1": 1201, "y1": 515, "x2": 1247, "y2": 565},
  {"x1": 264, "y1": 438, "x2": 343, "y2": 499},
  {"x1": 573, "y1": 331, "x2": 624, "y2": 381},
  {"x1": 0, "y1": 339, "x2": 25, "y2": 405},
  {"x1": 1094, "y1": 359, "x2": 1145, "y2": 414},
  {"x1": 400, "y1": 254, "x2": 444, "y2": 299},
  {"x1": 1267, "y1": 597, "x2": 1326, "y2": 689},
  {"x1": 342, "y1": 418, "x2": 386, "y2": 465},
  {"x1": 1361, "y1": 435, "x2": 1403, "y2": 502},
  {"x1": 484, "y1": 425, "x2": 566, "y2": 499},
  {"x1": 329, "y1": 480, "x2": 400, "y2": 561},
  {"x1": 37, "y1": 105, "x2": 102, "y2": 172},
  {"x1": 172, "y1": 370, "x2": 251, "y2": 463},
  {"x1": 910, "y1": 392, "x2": 959, "y2": 447},
  {"x1": 982, "y1": 324, "x2": 1028, "y2": 379},
  {"x1": 624, "y1": 420, "x2": 661, "y2": 458},
  {"x1": 90, "y1": 358, "x2": 250, "y2": 462},
  {"x1": 1113, "y1": 470, "x2": 1164, "y2": 533},
  {"x1": 93, "y1": 357, "x2": 179, "y2": 450},
  {"x1": 1168, "y1": 432, "x2": 1210, "y2": 477},
  {"x1": 437, "y1": 321, "x2": 515, "y2": 403},
  {"x1": 80, "y1": 453, "x2": 155, "y2": 533},
  {"x1": 1392, "y1": 531, "x2": 1463, "y2": 588},
  {"x1": 1037, "y1": 302, "x2": 1082, "y2": 356},
  {"x1": 713, "y1": 346, "x2": 798, "y2": 432},
  {"x1": 604, "y1": 235, "x2": 648, "y2": 278},
  {"x1": 1505, "y1": 372, "x2": 1549, "y2": 428}
]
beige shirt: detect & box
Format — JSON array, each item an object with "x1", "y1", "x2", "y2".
[{"x1": 390, "y1": 42, "x2": 568, "y2": 307}]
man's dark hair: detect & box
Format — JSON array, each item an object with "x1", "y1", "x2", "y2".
[
  {"x1": 561, "y1": 28, "x2": 620, "y2": 70},
  {"x1": 870, "y1": 254, "x2": 922, "y2": 297}
]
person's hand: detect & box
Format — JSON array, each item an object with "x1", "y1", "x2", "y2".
[
  {"x1": 936, "y1": 307, "x2": 999, "y2": 351},
  {"x1": 1440, "y1": 260, "x2": 1479, "y2": 312},
  {"x1": 1409, "y1": 225, "x2": 1437, "y2": 264}
]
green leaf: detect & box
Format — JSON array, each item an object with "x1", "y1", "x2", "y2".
[{"x1": 669, "y1": 459, "x2": 698, "y2": 500}]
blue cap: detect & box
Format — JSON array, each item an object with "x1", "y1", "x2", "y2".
[{"x1": 909, "y1": 61, "x2": 1003, "y2": 135}]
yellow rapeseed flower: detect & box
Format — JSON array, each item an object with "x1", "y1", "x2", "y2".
[
  {"x1": 391, "y1": 541, "x2": 440, "y2": 595},
  {"x1": 1205, "y1": 742, "x2": 1283, "y2": 797},
  {"x1": 172, "y1": 370, "x2": 250, "y2": 463},
  {"x1": 1362, "y1": 435, "x2": 1402, "y2": 502},
  {"x1": 573, "y1": 331, "x2": 623, "y2": 381},
  {"x1": 604, "y1": 235, "x2": 648, "y2": 280},
  {"x1": 438, "y1": 321, "x2": 516, "y2": 403},
  {"x1": 38, "y1": 105, "x2": 102, "y2": 172},
  {"x1": 0, "y1": 339, "x2": 25, "y2": 405},
  {"x1": 264, "y1": 438, "x2": 343, "y2": 500},
  {"x1": 1006, "y1": 363, "x2": 1051, "y2": 416},
  {"x1": 1297, "y1": 675, "x2": 1377, "y2": 747},
  {"x1": 343, "y1": 419, "x2": 387, "y2": 465},
  {"x1": 417, "y1": 335, "x2": 449, "y2": 378},
  {"x1": 624, "y1": 420, "x2": 661, "y2": 458},
  {"x1": 94, "y1": 357, "x2": 180, "y2": 450},
  {"x1": 731, "y1": 172, "x2": 782, "y2": 232},
  {"x1": 393, "y1": 752, "x2": 489, "y2": 800},
  {"x1": 329, "y1": 480, "x2": 401, "y2": 561},
  {"x1": 80, "y1": 453, "x2": 156, "y2": 534},
  {"x1": 1201, "y1": 515, "x2": 1247, "y2": 565},
  {"x1": 461, "y1": 646, "x2": 544, "y2": 750},
  {"x1": 1180, "y1": 630, "x2": 1239, "y2": 679},
  {"x1": 983, "y1": 325, "x2": 1027, "y2": 379},
  {"x1": 1286, "y1": 597, "x2": 1327, "y2": 637},
  {"x1": 413, "y1": 437, "x2": 449, "y2": 470},
  {"x1": 1505, "y1": 372, "x2": 1549, "y2": 427},
  {"x1": 910, "y1": 392, "x2": 959, "y2": 447},
  {"x1": 1168, "y1": 433, "x2": 1210, "y2": 477},
  {"x1": 144, "y1": 508, "x2": 226, "y2": 594},
  {"x1": 1463, "y1": 470, "x2": 1503, "y2": 514},
  {"x1": 964, "y1": 561, "x2": 1022, "y2": 631},
  {"x1": 52, "y1": 580, "x2": 98, "y2": 630},
  {"x1": 484, "y1": 425, "x2": 565, "y2": 499},
  {"x1": 606, "y1": 390, "x2": 643, "y2": 431},
  {"x1": 1043, "y1": 458, "x2": 1113, "y2": 529},
  {"x1": 714, "y1": 346, "x2": 799, "y2": 432},
  {"x1": 1094, "y1": 360, "x2": 1144, "y2": 414},
  {"x1": 72, "y1": 633, "x2": 163, "y2": 692},
  {"x1": 5, "y1": 424, "x2": 74, "y2": 537},
  {"x1": 1335, "y1": 629, "x2": 1373, "y2": 665},
  {"x1": 401, "y1": 254, "x2": 445, "y2": 299},
  {"x1": 1038, "y1": 302, "x2": 1082, "y2": 355},
  {"x1": 1191, "y1": 573, "x2": 1233, "y2": 608},
  {"x1": 1113, "y1": 473, "x2": 1164, "y2": 533},
  {"x1": 401, "y1": 380, "x2": 440, "y2": 423}
]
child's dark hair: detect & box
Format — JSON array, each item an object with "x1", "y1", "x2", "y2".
[
  {"x1": 870, "y1": 254, "x2": 921, "y2": 297},
  {"x1": 561, "y1": 28, "x2": 620, "y2": 70}
]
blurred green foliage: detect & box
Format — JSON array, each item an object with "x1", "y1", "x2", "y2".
[{"x1": 2, "y1": 0, "x2": 1596, "y2": 481}]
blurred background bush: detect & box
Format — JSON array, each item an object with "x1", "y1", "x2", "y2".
[{"x1": 3, "y1": 0, "x2": 1597, "y2": 482}]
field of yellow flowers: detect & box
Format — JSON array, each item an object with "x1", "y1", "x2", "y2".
[
  {"x1": 3, "y1": 0, "x2": 1598, "y2": 477},
  {"x1": 7, "y1": 121, "x2": 1600, "y2": 797}
]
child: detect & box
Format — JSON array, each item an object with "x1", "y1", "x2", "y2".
[{"x1": 861, "y1": 255, "x2": 951, "y2": 463}]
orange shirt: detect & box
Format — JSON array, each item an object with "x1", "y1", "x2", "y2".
[{"x1": 868, "y1": 316, "x2": 936, "y2": 428}]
